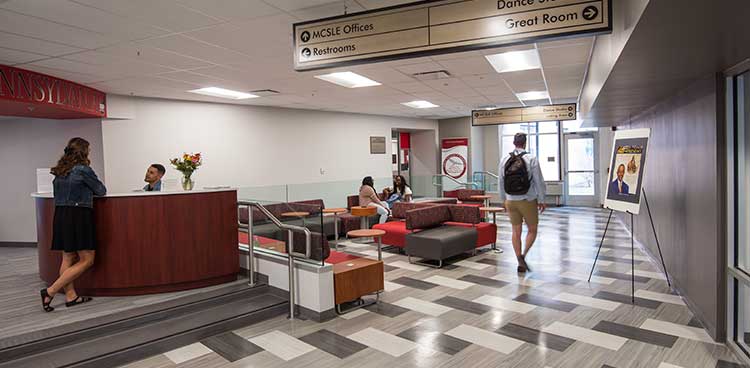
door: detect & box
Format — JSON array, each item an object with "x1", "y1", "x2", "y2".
[{"x1": 563, "y1": 132, "x2": 599, "y2": 206}]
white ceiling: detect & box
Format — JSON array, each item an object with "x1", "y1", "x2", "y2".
[{"x1": 0, "y1": 0, "x2": 594, "y2": 119}]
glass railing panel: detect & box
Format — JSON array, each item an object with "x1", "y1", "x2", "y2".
[
  {"x1": 237, "y1": 185, "x2": 287, "y2": 203},
  {"x1": 287, "y1": 177, "x2": 391, "y2": 209}
]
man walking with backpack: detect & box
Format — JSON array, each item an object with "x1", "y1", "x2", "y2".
[{"x1": 499, "y1": 133, "x2": 546, "y2": 272}]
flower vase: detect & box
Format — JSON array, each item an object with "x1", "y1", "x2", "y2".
[{"x1": 181, "y1": 174, "x2": 194, "y2": 191}]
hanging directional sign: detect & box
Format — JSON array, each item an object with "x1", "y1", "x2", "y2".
[
  {"x1": 472, "y1": 104, "x2": 577, "y2": 126},
  {"x1": 293, "y1": 0, "x2": 611, "y2": 71}
]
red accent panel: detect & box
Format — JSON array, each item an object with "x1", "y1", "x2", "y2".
[
  {"x1": 0, "y1": 64, "x2": 106, "y2": 119},
  {"x1": 399, "y1": 132, "x2": 410, "y2": 149},
  {"x1": 441, "y1": 138, "x2": 469, "y2": 149},
  {"x1": 326, "y1": 251, "x2": 361, "y2": 265},
  {"x1": 444, "y1": 222, "x2": 497, "y2": 248},
  {"x1": 373, "y1": 221, "x2": 413, "y2": 248},
  {"x1": 37, "y1": 191, "x2": 238, "y2": 296}
]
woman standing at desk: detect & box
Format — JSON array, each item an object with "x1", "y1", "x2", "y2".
[{"x1": 40, "y1": 137, "x2": 106, "y2": 312}]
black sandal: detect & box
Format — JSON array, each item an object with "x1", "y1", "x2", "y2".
[
  {"x1": 40, "y1": 288, "x2": 54, "y2": 313},
  {"x1": 65, "y1": 296, "x2": 93, "y2": 307}
]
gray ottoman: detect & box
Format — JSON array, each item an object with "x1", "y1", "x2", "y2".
[{"x1": 405, "y1": 226, "x2": 477, "y2": 268}]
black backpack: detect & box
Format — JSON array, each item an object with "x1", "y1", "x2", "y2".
[{"x1": 504, "y1": 152, "x2": 531, "y2": 195}]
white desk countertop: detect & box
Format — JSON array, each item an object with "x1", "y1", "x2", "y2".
[{"x1": 31, "y1": 187, "x2": 237, "y2": 199}]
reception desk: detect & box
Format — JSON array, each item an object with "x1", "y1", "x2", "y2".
[{"x1": 33, "y1": 189, "x2": 239, "y2": 296}]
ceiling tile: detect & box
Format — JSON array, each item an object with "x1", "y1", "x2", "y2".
[
  {"x1": 395, "y1": 61, "x2": 446, "y2": 75},
  {"x1": 0, "y1": 47, "x2": 48, "y2": 64},
  {"x1": 96, "y1": 43, "x2": 213, "y2": 70},
  {"x1": 539, "y1": 43, "x2": 592, "y2": 67},
  {"x1": 0, "y1": 0, "x2": 167, "y2": 41},
  {"x1": 20, "y1": 64, "x2": 103, "y2": 84},
  {"x1": 289, "y1": 1, "x2": 365, "y2": 21},
  {"x1": 70, "y1": 0, "x2": 224, "y2": 32},
  {"x1": 177, "y1": 0, "x2": 281, "y2": 21},
  {"x1": 136, "y1": 35, "x2": 254, "y2": 65},
  {"x1": 436, "y1": 57, "x2": 495, "y2": 76},
  {"x1": 0, "y1": 31, "x2": 83, "y2": 57},
  {"x1": 538, "y1": 36, "x2": 593, "y2": 49},
  {"x1": 0, "y1": 9, "x2": 118, "y2": 49},
  {"x1": 263, "y1": 0, "x2": 343, "y2": 12},
  {"x1": 61, "y1": 51, "x2": 176, "y2": 75}
]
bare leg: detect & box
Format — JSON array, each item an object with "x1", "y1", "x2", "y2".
[
  {"x1": 47, "y1": 250, "x2": 95, "y2": 299},
  {"x1": 58, "y1": 253, "x2": 78, "y2": 301},
  {"x1": 511, "y1": 224, "x2": 523, "y2": 259},
  {"x1": 523, "y1": 224, "x2": 538, "y2": 257}
]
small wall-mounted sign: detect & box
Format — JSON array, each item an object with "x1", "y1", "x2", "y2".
[{"x1": 370, "y1": 136, "x2": 386, "y2": 154}]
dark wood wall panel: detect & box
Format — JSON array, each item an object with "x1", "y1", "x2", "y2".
[{"x1": 617, "y1": 75, "x2": 724, "y2": 340}]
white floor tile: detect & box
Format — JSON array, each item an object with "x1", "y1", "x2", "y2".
[
  {"x1": 658, "y1": 363, "x2": 686, "y2": 368},
  {"x1": 338, "y1": 308, "x2": 370, "y2": 320},
  {"x1": 388, "y1": 260, "x2": 428, "y2": 272},
  {"x1": 640, "y1": 319, "x2": 717, "y2": 344},
  {"x1": 634, "y1": 290, "x2": 685, "y2": 305},
  {"x1": 423, "y1": 275, "x2": 474, "y2": 290},
  {"x1": 164, "y1": 342, "x2": 212, "y2": 364},
  {"x1": 628, "y1": 269, "x2": 668, "y2": 280},
  {"x1": 561, "y1": 271, "x2": 616, "y2": 285},
  {"x1": 445, "y1": 324, "x2": 524, "y2": 354},
  {"x1": 542, "y1": 322, "x2": 627, "y2": 351},
  {"x1": 249, "y1": 330, "x2": 317, "y2": 361},
  {"x1": 384, "y1": 281, "x2": 404, "y2": 292},
  {"x1": 491, "y1": 273, "x2": 545, "y2": 287},
  {"x1": 348, "y1": 327, "x2": 417, "y2": 357},
  {"x1": 552, "y1": 292, "x2": 620, "y2": 311},
  {"x1": 453, "y1": 260, "x2": 491, "y2": 270},
  {"x1": 473, "y1": 295, "x2": 536, "y2": 314},
  {"x1": 392, "y1": 297, "x2": 453, "y2": 317}
]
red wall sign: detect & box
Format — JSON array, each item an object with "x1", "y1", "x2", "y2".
[{"x1": 0, "y1": 64, "x2": 106, "y2": 119}]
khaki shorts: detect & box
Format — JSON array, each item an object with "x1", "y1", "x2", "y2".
[{"x1": 505, "y1": 200, "x2": 539, "y2": 226}]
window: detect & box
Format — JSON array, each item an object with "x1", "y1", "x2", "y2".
[{"x1": 499, "y1": 121, "x2": 560, "y2": 181}]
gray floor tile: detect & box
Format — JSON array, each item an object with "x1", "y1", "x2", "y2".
[
  {"x1": 592, "y1": 291, "x2": 662, "y2": 309},
  {"x1": 496, "y1": 322, "x2": 575, "y2": 352},
  {"x1": 201, "y1": 332, "x2": 263, "y2": 362},
  {"x1": 364, "y1": 301, "x2": 410, "y2": 318},
  {"x1": 391, "y1": 276, "x2": 439, "y2": 290},
  {"x1": 432, "y1": 296, "x2": 494, "y2": 315},
  {"x1": 397, "y1": 324, "x2": 472, "y2": 355},
  {"x1": 592, "y1": 320, "x2": 678, "y2": 348},
  {"x1": 513, "y1": 293, "x2": 578, "y2": 312},
  {"x1": 595, "y1": 270, "x2": 651, "y2": 283},
  {"x1": 458, "y1": 274, "x2": 509, "y2": 288},
  {"x1": 298, "y1": 329, "x2": 367, "y2": 359}
]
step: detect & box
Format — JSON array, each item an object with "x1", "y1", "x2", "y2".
[{"x1": 0, "y1": 285, "x2": 287, "y2": 368}]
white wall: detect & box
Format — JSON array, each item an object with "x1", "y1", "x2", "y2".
[
  {"x1": 102, "y1": 96, "x2": 438, "y2": 194},
  {"x1": 0, "y1": 117, "x2": 105, "y2": 242},
  {"x1": 410, "y1": 130, "x2": 439, "y2": 197}
]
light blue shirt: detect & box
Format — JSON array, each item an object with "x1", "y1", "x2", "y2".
[{"x1": 498, "y1": 148, "x2": 546, "y2": 203}]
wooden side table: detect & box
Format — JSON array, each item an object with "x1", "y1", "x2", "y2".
[
  {"x1": 470, "y1": 195, "x2": 492, "y2": 208},
  {"x1": 346, "y1": 229, "x2": 386, "y2": 260},
  {"x1": 322, "y1": 208, "x2": 347, "y2": 249},
  {"x1": 350, "y1": 206, "x2": 377, "y2": 229},
  {"x1": 333, "y1": 258, "x2": 384, "y2": 314},
  {"x1": 480, "y1": 207, "x2": 505, "y2": 253}
]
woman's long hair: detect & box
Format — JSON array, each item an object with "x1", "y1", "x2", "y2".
[
  {"x1": 51, "y1": 137, "x2": 91, "y2": 177},
  {"x1": 361, "y1": 176, "x2": 374, "y2": 190},
  {"x1": 393, "y1": 175, "x2": 408, "y2": 196}
]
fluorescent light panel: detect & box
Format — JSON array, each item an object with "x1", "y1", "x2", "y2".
[
  {"x1": 188, "y1": 87, "x2": 258, "y2": 100},
  {"x1": 402, "y1": 100, "x2": 439, "y2": 109},
  {"x1": 515, "y1": 90, "x2": 549, "y2": 101},
  {"x1": 314, "y1": 71, "x2": 381, "y2": 88},
  {"x1": 484, "y1": 49, "x2": 541, "y2": 73}
]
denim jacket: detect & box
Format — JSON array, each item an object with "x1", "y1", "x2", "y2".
[{"x1": 53, "y1": 165, "x2": 107, "y2": 208}]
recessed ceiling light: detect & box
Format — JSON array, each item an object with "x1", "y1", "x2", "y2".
[
  {"x1": 188, "y1": 87, "x2": 258, "y2": 100},
  {"x1": 314, "y1": 71, "x2": 381, "y2": 88},
  {"x1": 515, "y1": 90, "x2": 549, "y2": 101},
  {"x1": 402, "y1": 100, "x2": 439, "y2": 109},
  {"x1": 484, "y1": 49, "x2": 541, "y2": 73}
]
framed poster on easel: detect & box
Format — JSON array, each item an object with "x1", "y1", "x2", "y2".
[{"x1": 590, "y1": 128, "x2": 672, "y2": 302}]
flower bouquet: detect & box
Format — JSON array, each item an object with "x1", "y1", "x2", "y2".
[{"x1": 170, "y1": 152, "x2": 202, "y2": 190}]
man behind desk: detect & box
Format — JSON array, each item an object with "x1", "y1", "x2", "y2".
[{"x1": 144, "y1": 164, "x2": 165, "y2": 191}]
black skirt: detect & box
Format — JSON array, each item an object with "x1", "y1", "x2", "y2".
[{"x1": 51, "y1": 206, "x2": 96, "y2": 252}]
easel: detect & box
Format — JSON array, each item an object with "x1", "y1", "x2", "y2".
[{"x1": 588, "y1": 188, "x2": 671, "y2": 303}]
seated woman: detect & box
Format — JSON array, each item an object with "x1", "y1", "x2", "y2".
[
  {"x1": 359, "y1": 176, "x2": 390, "y2": 224},
  {"x1": 384, "y1": 175, "x2": 412, "y2": 207}
]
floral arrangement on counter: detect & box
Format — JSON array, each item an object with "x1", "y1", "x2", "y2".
[{"x1": 170, "y1": 152, "x2": 202, "y2": 190}]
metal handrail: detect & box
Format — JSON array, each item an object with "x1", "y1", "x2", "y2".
[
  {"x1": 237, "y1": 200, "x2": 312, "y2": 320},
  {"x1": 431, "y1": 174, "x2": 479, "y2": 189},
  {"x1": 474, "y1": 171, "x2": 498, "y2": 180}
]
